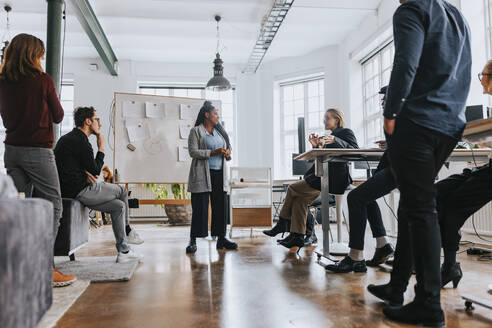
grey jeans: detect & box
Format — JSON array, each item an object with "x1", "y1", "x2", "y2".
[
  {"x1": 4, "y1": 145, "x2": 63, "y2": 247},
  {"x1": 76, "y1": 182, "x2": 129, "y2": 253}
]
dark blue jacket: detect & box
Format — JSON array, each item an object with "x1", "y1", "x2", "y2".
[
  {"x1": 304, "y1": 127, "x2": 359, "y2": 194},
  {"x1": 384, "y1": 0, "x2": 472, "y2": 140}
]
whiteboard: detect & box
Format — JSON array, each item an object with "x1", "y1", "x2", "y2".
[{"x1": 113, "y1": 92, "x2": 221, "y2": 183}]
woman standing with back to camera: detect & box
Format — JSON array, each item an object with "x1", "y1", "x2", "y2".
[
  {"x1": 185, "y1": 101, "x2": 238, "y2": 253},
  {"x1": 0, "y1": 33, "x2": 76, "y2": 286}
]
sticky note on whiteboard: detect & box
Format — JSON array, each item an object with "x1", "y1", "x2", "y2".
[
  {"x1": 178, "y1": 146, "x2": 192, "y2": 162},
  {"x1": 179, "y1": 122, "x2": 194, "y2": 139},
  {"x1": 125, "y1": 119, "x2": 150, "y2": 142},
  {"x1": 145, "y1": 102, "x2": 166, "y2": 118},
  {"x1": 123, "y1": 101, "x2": 145, "y2": 118},
  {"x1": 179, "y1": 104, "x2": 198, "y2": 120}
]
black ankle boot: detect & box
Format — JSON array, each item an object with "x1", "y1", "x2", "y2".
[
  {"x1": 366, "y1": 244, "x2": 394, "y2": 267},
  {"x1": 279, "y1": 232, "x2": 304, "y2": 253},
  {"x1": 186, "y1": 238, "x2": 197, "y2": 254},
  {"x1": 277, "y1": 233, "x2": 295, "y2": 244},
  {"x1": 441, "y1": 262, "x2": 462, "y2": 289},
  {"x1": 367, "y1": 282, "x2": 404, "y2": 306},
  {"x1": 383, "y1": 300, "x2": 445, "y2": 327},
  {"x1": 263, "y1": 218, "x2": 290, "y2": 237},
  {"x1": 217, "y1": 237, "x2": 238, "y2": 250}
]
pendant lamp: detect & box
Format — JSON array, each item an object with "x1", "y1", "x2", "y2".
[{"x1": 206, "y1": 15, "x2": 231, "y2": 92}]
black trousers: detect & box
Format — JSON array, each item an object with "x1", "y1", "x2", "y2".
[
  {"x1": 389, "y1": 118, "x2": 457, "y2": 306},
  {"x1": 190, "y1": 169, "x2": 226, "y2": 238},
  {"x1": 436, "y1": 163, "x2": 492, "y2": 252},
  {"x1": 347, "y1": 166, "x2": 395, "y2": 250}
]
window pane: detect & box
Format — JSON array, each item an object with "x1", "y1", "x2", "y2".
[
  {"x1": 284, "y1": 101, "x2": 293, "y2": 116},
  {"x1": 308, "y1": 81, "x2": 318, "y2": 97},
  {"x1": 188, "y1": 89, "x2": 202, "y2": 98},
  {"x1": 284, "y1": 115, "x2": 295, "y2": 130},
  {"x1": 319, "y1": 80, "x2": 324, "y2": 96},
  {"x1": 308, "y1": 112, "x2": 319, "y2": 128},
  {"x1": 155, "y1": 88, "x2": 170, "y2": 96},
  {"x1": 308, "y1": 97, "x2": 319, "y2": 112},
  {"x1": 294, "y1": 99, "x2": 303, "y2": 115},
  {"x1": 283, "y1": 86, "x2": 293, "y2": 101},
  {"x1": 173, "y1": 89, "x2": 187, "y2": 97},
  {"x1": 293, "y1": 84, "x2": 304, "y2": 100}
]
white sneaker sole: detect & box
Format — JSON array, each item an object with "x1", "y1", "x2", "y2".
[
  {"x1": 127, "y1": 239, "x2": 144, "y2": 245},
  {"x1": 53, "y1": 277, "x2": 77, "y2": 287}
]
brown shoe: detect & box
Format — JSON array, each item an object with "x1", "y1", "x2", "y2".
[{"x1": 53, "y1": 269, "x2": 77, "y2": 287}]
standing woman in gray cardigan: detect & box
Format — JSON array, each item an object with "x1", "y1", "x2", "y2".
[{"x1": 185, "y1": 101, "x2": 238, "y2": 253}]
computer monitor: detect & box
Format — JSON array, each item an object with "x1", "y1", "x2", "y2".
[
  {"x1": 292, "y1": 153, "x2": 312, "y2": 176},
  {"x1": 465, "y1": 105, "x2": 484, "y2": 122}
]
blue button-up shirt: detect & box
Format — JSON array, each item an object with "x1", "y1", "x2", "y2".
[
  {"x1": 205, "y1": 128, "x2": 224, "y2": 170},
  {"x1": 384, "y1": 0, "x2": 472, "y2": 140}
]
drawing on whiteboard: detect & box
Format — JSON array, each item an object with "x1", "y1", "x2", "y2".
[
  {"x1": 179, "y1": 121, "x2": 194, "y2": 139},
  {"x1": 179, "y1": 104, "x2": 199, "y2": 120},
  {"x1": 123, "y1": 100, "x2": 146, "y2": 118},
  {"x1": 145, "y1": 102, "x2": 166, "y2": 118},
  {"x1": 143, "y1": 138, "x2": 164, "y2": 155},
  {"x1": 178, "y1": 145, "x2": 192, "y2": 162},
  {"x1": 125, "y1": 119, "x2": 150, "y2": 142}
]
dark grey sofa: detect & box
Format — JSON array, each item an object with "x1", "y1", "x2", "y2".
[
  {"x1": 54, "y1": 198, "x2": 89, "y2": 261},
  {"x1": 0, "y1": 198, "x2": 53, "y2": 328}
]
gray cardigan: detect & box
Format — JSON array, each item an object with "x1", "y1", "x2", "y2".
[{"x1": 187, "y1": 125, "x2": 229, "y2": 193}]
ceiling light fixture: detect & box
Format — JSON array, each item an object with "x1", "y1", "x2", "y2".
[
  {"x1": 206, "y1": 15, "x2": 231, "y2": 92},
  {"x1": 243, "y1": 0, "x2": 295, "y2": 74},
  {"x1": 1, "y1": 3, "x2": 12, "y2": 62}
]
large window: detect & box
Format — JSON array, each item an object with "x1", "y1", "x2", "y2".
[
  {"x1": 277, "y1": 77, "x2": 325, "y2": 179},
  {"x1": 139, "y1": 86, "x2": 236, "y2": 163},
  {"x1": 362, "y1": 42, "x2": 395, "y2": 146}
]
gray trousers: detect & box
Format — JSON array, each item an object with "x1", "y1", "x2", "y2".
[
  {"x1": 4, "y1": 145, "x2": 63, "y2": 247},
  {"x1": 76, "y1": 182, "x2": 130, "y2": 253}
]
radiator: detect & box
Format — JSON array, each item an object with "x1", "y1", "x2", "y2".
[
  {"x1": 462, "y1": 201, "x2": 492, "y2": 237},
  {"x1": 127, "y1": 184, "x2": 167, "y2": 218}
]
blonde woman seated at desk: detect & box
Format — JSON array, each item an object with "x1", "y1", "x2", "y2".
[{"x1": 263, "y1": 108, "x2": 359, "y2": 252}]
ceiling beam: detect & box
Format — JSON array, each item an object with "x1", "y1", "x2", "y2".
[{"x1": 69, "y1": 0, "x2": 118, "y2": 75}]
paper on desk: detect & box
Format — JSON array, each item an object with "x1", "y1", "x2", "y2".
[
  {"x1": 179, "y1": 104, "x2": 199, "y2": 120},
  {"x1": 125, "y1": 119, "x2": 150, "y2": 142},
  {"x1": 179, "y1": 121, "x2": 194, "y2": 139},
  {"x1": 123, "y1": 101, "x2": 145, "y2": 118},
  {"x1": 178, "y1": 145, "x2": 192, "y2": 162},
  {"x1": 145, "y1": 102, "x2": 165, "y2": 118}
]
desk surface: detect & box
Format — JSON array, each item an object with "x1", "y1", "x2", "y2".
[
  {"x1": 295, "y1": 148, "x2": 491, "y2": 161},
  {"x1": 463, "y1": 118, "x2": 492, "y2": 146}
]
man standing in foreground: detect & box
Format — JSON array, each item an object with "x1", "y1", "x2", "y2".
[{"x1": 367, "y1": 0, "x2": 471, "y2": 326}]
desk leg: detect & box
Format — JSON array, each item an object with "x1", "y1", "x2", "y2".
[
  {"x1": 315, "y1": 160, "x2": 332, "y2": 263},
  {"x1": 321, "y1": 161, "x2": 330, "y2": 258}
]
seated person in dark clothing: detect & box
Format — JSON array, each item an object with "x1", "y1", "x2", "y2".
[
  {"x1": 435, "y1": 161, "x2": 492, "y2": 288},
  {"x1": 263, "y1": 108, "x2": 359, "y2": 252},
  {"x1": 54, "y1": 106, "x2": 144, "y2": 263},
  {"x1": 326, "y1": 86, "x2": 395, "y2": 273}
]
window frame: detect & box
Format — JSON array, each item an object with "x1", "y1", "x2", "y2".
[
  {"x1": 276, "y1": 76, "x2": 325, "y2": 180},
  {"x1": 361, "y1": 42, "x2": 395, "y2": 147},
  {"x1": 486, "y1": 0, "x2": 492, "y2": 59}
]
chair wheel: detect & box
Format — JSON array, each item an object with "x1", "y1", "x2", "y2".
[{"x1": 465, "y1": 301, "x2": 474, "y2": 313}]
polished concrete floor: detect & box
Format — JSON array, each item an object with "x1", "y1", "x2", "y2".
[{"x1": 56, "y1": 224, "x2": 492, "y2": 328}]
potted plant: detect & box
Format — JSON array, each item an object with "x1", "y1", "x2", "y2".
[{"x1": 144, "y1": 183, "x2": 192, "y2": 225}]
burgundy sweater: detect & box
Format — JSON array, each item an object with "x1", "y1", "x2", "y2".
[{"x1": 0, "y1": 73, "x2": 64, "y2": 148}]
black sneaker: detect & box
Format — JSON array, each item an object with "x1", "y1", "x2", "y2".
[
  {"x1": 367, "y1": 283, "x2": 404, "y2": 306},
  {"x1": 217, "y1": 237, "x2": 238, "y2": 250},
  {"x1": 366, "y1": 243, "x2": 394, "y2": 267},
  {"x1": 325, "y1": 256, "x2": 367, "y2": 273},
  {"x1": 383, "y1": 300, "x2": 445, "y2": 327}
]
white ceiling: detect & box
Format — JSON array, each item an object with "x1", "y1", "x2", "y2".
[{"x1": 2, "y1": 0, "x2": 382, "y2": 67}]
